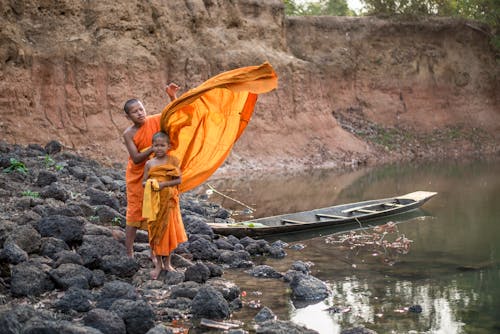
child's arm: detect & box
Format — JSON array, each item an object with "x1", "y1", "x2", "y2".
[
  {"x1": 123, "y1": 128, "x2": 154, "y2": 165},
  {"x1": 157, "y1": 175, "x2": 181, "y2": 190},
  {"x1": 165, "y1": 82, "x2": 180, "y2": 101},
  {"x1": 142, "y1": 161, "x2": 152, "y2": 187}
]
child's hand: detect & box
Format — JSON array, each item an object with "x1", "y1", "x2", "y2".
[{"x1": 165, "y1": 83, "x2": 180, "y2": 98}]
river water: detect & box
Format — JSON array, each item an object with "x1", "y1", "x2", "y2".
[{"x1": 206, "y1": 158, "x2": 500, "y2": 333}]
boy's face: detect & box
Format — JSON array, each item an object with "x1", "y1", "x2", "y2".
[
  {"x1": 126, "y1": 101, "x2": 147, "y2": 125},
  {"x1": 152, "y1": 137, "x2": 169, "y2": 157}
]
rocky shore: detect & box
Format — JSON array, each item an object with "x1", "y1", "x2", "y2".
[{"x1": 0, "y1": 141, "x2": 378, "y2": 334}]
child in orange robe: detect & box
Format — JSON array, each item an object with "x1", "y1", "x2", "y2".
[{"x1": 142, "y1": 131, "x2": 187, "y2": 280}]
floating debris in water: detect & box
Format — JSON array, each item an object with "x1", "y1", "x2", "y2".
[{"x1": 325, "y1": 222, "x2": 413, "y2": 266}]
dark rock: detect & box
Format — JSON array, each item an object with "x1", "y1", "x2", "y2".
[
  {"x1": 254, "y1": 306, "x2": 277, "y2": 323},
  {"x1": 188, "y1": 237, "x2": 219, "y2": 261},
  {"x1": 206, "y1": 277, "x2": 240, "y2": 301},
  {"x1": 90, "y1": 269, "x2": 106, "y2": 287},
  {"x1": 9, "y1": 224, "x2": 41, "y2": 253},
  {"x1": 409, "y1": 304, "x2": 423, "y2": 313},
  {"x1": 169, "y1": 281, "x2": 201, "y2": 299},
  {"x1": 146, "y1": 324, "x2": 175, "y2": 334},
  {"x1": 40, "y1": 237, "x2": 70, "y2": 259},
  {"x1": 84, "y1": 308, "x2": 127, "y2": 334},
  {"x1": 247, "y1": 265, "x2": 283, "y2": 279},
  {"x1": 159, "y1": 270, "x2": 185, "y2": 285},
  {"x1": 68, "y1": 166, "x2": 87, "y2": 181},
  {"x1": 182, "y1": 215, "x2": 214, "y2": 237},
  {"x1": 0, "y1": 304, "x2": 38, "y2": 334},
  {"x1": 95, "y1": 205, "x2": 126, "y2": 227},
  {"x1": 100, "y1": 254, "x2": 139, "y2": 277},
  {"x1": 40, "y1": 183, "x2": 69, "y2": 202},
  {"x1": 77, "y1": 235, "x2": 126, "y2": 268},
  {"x1": 54, "y1": 287, "x2": 94, "y2": 313},
  {"x1": 27, "y1": 143, "x2": 45, "y2": 152},
  {"x1": 53, "y1": 250, "x2": 84, "y2": 267},
  {"x1": 49, "y1": 263, "x2": 94, "y2": 290},
  {"x1": 163, "y1": 297, "x2": 192, "y2": 311},
  {"x1": 256, "y1": 319, "x2": 319, "y2": 333},
  {"x1": 239, "y1": 236, "x2": 257, "y2": 247},
  {"x1": 110, "y1": 299, "x2": 155, "y2": 334},
  {"x1": 191, "y1": 286, "x2": 230, "y2": 320},
  {"x1": 86, "y1": 188, "x2": 120, "y2": 211},
  {"x1": 83, "y1": 223, "x2": 113, "y2": 237},
  {"x1": 44, "y1": 140, "x2": 63, "y2": 154},
  {"x1": 289, "y1": 273, "x2": 329, "y2": 303},
  {"x1": 226, "y1": 235, "x2": 240, "y2": 245},
  {"x1": 215, "y1": 238, "x2": 235, "y2": 250},
  {"x1": 10, "y1": 260, "x2": 55, "y2": 296},
  {"x1": 35, "y1": 170, "x2": 57, "y2": 187},
  {"x1": 0, "y1": 240, "x2": 28, "y2": 264},
  {"x1": 22, "y1": 318, "x2": 103, "y2": 334},
  {"x1": 96, "y1": 280, "x2": 139, "y2": 309},
  {"x1": 290, "y1": 260, "x2": 311, "y2": 274},
  {"x1": 268, "y1": 245, "x2": 287, "y2": 259},
  {"x1": 340, "y1": 327, "x2": 378, "y2": 334},
  {"x1": 271, "y1": 240, "x2": 288, "y2": 248},
  {"x1": 229, "y1": 297, "x2": 243, "y2": 311},
  {"x1": 36, "y1": 215, "x2": 84, "y2": 247},
  {"x1": 184, "y1": 262, "x2": 211, "y2": 283},
  {"x1": 205, "y1": 262, "x2": 224, "y2": 277},
  {"x1": 218, "y1": 249, "x2": 252, "y2": 268}
]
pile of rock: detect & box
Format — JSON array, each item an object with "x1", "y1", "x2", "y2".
[{"x1": 0, "y1": 141, "x2": 340, "y2": 334}]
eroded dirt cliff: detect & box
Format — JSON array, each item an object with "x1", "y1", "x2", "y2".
[{"x1": 1, "y1": 0, "x2": 498, "y2": 176}]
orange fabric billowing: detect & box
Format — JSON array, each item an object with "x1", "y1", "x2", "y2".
[
  {"x1": 125, "y1": 114, "x2": 161, "y2": 226},
  {"x1": 143, "y1": 162, "x2": 187, "y2": 256},
  {"x1": 161, "y1": 62, "x2": 278, "y2": 192}
]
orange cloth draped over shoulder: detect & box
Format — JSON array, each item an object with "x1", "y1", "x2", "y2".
[
  {"x1": 161, "y1": 62, "x2": 278, "y2": 193},
  {"x1": 125, "y1": 114, "x2": 161, "y2": 227},
  {"x1": 142, "y1": 160, "x2": 187, "y2": 256}
]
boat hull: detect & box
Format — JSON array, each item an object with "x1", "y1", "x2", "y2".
[{"x1": 208, "y1": 191, "x2": 437, "y2": 238}]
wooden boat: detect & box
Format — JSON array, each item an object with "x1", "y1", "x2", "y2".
[{"x1": 208, "y1": 191, "x2": 437, "y2": 238}]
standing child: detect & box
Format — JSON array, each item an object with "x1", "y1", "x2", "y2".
[
  {"x1": 142, "y1": 131, "x2": 187, "y2": 279},
  {"x1": 123, "y1": 83, "x2": 179, "y2": 257}
]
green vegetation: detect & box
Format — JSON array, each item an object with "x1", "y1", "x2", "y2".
[
  {"x1": 21, "y1": 190, "x2": 40, "y2": 198},
  {"x1": 44, "y1": 154, "x2": 64, "y2": 171},
  {"x1": 284, "y1": 0, "x2": 355, "y2": 16},
  {"x1": 284, "y1": 0, "x2": 499, "y2": 53},
  {"x1": 3, "y1": 158, "x2": 28, "y2": 174},
  {"x1": 111, "y1": 216, "x2": 122, "y2": 226},
  {"x1": 88, "y1": 215, "x2": 99, "y2": 223}
]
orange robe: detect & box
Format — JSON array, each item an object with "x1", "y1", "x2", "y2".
[
  {"x1": 142, "y1": 159, "x2": 187, "y2": 256},
  {"x1": 161, "y1": 62, "x2": 278, "y2": 192},
  {"x1": 125, "y1": 114, "x2": 161, "y2": 229}
]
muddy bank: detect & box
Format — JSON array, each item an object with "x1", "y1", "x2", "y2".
[{"x1": 1, "y1": 1, "x2": 498, "y2": 172}]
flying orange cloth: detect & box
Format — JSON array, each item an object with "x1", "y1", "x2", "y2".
[
  {"x1": 142, "y1": 161, "x2": 187, "y2": 256},
  {"x1": 125, "y1": 114, "x2": 161, "y2": 227},
  {"x1": 161, "y1": 62, "x2": 278, "y2": 192}
]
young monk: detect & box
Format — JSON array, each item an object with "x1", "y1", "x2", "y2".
[
  {"x1": 123, "y1": 83, "x2": 179, "y2": 257},
  {"x1": 142, "y1": 131, "x2": 187, "y2": 279}
]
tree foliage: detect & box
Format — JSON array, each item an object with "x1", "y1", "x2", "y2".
[
  {"x1": 284, "y1": 0, "x2": 355, "y2": 16},
  {"x1": 283, "y1": 0, "x2": 499, "y2": 52},
  {"x1": 361, "y1": 0, "x2": 499, "y2": 51}
]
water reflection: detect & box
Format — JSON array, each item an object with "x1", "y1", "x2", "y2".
[{"x1": 220, "y1": 159, "x2": 500, "y2": 333}]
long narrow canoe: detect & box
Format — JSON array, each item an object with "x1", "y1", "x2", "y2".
[{"x1": 208, "y1": 191, "x2": 437, "y2": 238}]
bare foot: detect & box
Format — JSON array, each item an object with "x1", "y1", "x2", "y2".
[
  {"x1": 164, "y1": 263, "x2": 176, "y2": 272},
  {"x1": 150, "y1": 267, "x2": 162, "y2": 280},
  {"x1": 160, "y1": 258, "x2": 176, "y2": 272}
]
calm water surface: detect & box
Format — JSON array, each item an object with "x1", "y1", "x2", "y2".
[{"x1": 208, "y1": 159, "x2": 500, "y2": 334}]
